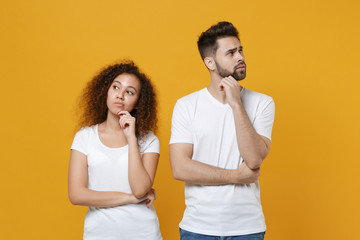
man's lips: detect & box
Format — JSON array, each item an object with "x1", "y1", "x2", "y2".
[{"x1": 235, "y1": 64, "x2": 246, "y2": 70}]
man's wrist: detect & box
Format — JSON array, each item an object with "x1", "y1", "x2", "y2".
[
  {"x1": 228, "y1": 169, "x2": 239, "y2": 184},
  {"x1": 230, "y1": 101, "x2": 242, "y2": 111}
]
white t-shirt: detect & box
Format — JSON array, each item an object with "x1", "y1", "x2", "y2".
[
  {"x1": 71, "y1": 125, "x2": 162, "y2": 240},
  {"x1": 170, "y1": 88, "x2": 275, "y2": 236}
]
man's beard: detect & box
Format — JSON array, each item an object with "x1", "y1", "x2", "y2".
[{"x1": 215, "y1": 61, "x2": 246, "y2": 81}]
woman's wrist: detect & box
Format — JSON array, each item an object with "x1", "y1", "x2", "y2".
[{"x1": 127, "y1": 136, "x2": 138, "y2": 145}]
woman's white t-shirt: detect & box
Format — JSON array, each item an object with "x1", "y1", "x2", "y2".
[{"x1": 71, "y1": 125, "x2": 162, "y2": 240}]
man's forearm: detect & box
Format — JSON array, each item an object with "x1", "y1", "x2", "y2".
[
  {"x1": 171, "y1": 157, "x2": 235, "y2": 185},
  {"x1": 232, "y1": 103, "x2": 270, "y2": 169},
  {"x1": 170, "y1": 144, "x2": 260, "y2": 185}
]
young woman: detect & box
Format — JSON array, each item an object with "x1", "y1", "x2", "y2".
[{"x1": 68, "y1": 60, "x2": 162, "y2": 240}]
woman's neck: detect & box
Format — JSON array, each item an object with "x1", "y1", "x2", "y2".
[{"x1": 100, "y1": 112, "x2": 122, "y2": 133}]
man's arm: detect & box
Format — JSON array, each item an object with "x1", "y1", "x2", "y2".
[
  {"x1": 220, "y1": 77, "x2": 272, "y2": 170},
  {"x1": 169, "y1": 143, "x2": 260, "y2": 185},
  {"x1": 232, "y1": 104, "x2": 271, "y2": 169}
]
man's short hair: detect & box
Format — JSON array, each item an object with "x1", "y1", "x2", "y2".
[{"x1": 197, "y1": 21, "x2": 239, "y2": 60}]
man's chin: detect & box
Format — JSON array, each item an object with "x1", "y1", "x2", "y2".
[{"x1": 232, "y1": 73, "x2": 246, "y2": 81}]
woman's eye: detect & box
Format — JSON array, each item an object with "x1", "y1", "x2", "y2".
[
  {"x1": 127, "y1": 91, "x2": 134, "y2": 95},
  {"x1": 113, "y1": 85, "x2": 119, "y2": 90}
]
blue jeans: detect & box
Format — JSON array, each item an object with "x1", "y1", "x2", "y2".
[{"x1": 180, "y1": 228, "x2": 265, "y2": 240}]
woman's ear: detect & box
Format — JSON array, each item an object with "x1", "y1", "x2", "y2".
[{"x1": 204, "y1": 56, "x2": 216, "y2": 71}]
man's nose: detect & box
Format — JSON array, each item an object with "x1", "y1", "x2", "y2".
[{"x1": 236, "y1": 51, "x2": 245, "y2": 62}]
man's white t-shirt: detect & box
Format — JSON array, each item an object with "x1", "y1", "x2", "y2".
[
  {"x1": 71, "y1": 125, "x2": 162, "y2": 240},
  {"x1": 170, "y1": 87, "x2": 275, "y2": 236}
]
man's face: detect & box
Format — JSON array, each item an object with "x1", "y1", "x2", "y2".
[{"x1": 214, "y1": 36, "x2": 246, "y2": 81}]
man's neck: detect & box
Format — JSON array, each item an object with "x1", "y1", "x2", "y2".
[{"x1": 207, "y1": 81, "x2": 227, "y2": 104}]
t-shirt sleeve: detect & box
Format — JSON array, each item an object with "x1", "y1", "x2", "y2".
[
  {"x1": 140, "y1": 131, "x2": 160, "y2": 154},
  {"x1": 70, "y1": 128, "x2": 89, "y2": 155},
  {"x1": 253, "y1": 98, "x2": 275, "y2": 141},
  {"x1": 169, "y1": 99, "x2": 193, "y2": 144}
]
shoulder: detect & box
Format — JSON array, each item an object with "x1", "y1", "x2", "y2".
[
  {"x1": 243, "y1": 88, "x2": 273, "y2": 101},
  {"x1": 139, "y1": 131, "x2": 158, "y2": 144},
  {"x1": 73, "y1": 125, "x2": 98, "y2": 146},
  {"x1": 176, "y1": 88, "x2": 205, "y2": 106},
  {"x1": 75, "y1": 125, "x2": 97, "y2": 138},
  {"x1": 138, "y1": 131, "x2": 160, "y2": 154},
  {"x1": 242, "y1": 88, "x2": 274, "y2": 106},
  {"x1": 71, "y1": 125, "x2": 97, "y2": 154},
  {"x1": 173, "y1": 88, "x2": 206, "y2": 116},
  {"x1": 242, "y1": 88, "x2": 275, "y2": 120}
]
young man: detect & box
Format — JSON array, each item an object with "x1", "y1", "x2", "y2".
[{"x1": 169, "y1": 21, "x2": 275, "y2": 240}]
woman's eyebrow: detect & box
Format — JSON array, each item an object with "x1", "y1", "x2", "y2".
[{"x1": 113, "y1": 81, "x2": 138, "y2": 92}]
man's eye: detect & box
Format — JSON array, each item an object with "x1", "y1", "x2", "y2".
[{"x1": 227, "y1": 52, "x2": 233, "y2": 55}]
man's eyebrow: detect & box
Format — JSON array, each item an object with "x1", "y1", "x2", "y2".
[
  {"x1": 113, "y1": 81, "x2": 138, "y2": 92},
  {"x1": 226, "y1": 46, "x2": 243, "y2": 53},
  {"x1": 226, "y1": 47, "x2": 238, "y2": 53}
]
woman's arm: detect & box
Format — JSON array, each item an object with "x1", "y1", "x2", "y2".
[
  {"x1": 118, "y1": 111, "x2": 160, "y2": 199},
  {"x1": 68, "y1": 149, "x2": 150, "y2": 207},
  {"x1": 127, "y1": 138, "x2": 159, "y2": 199}
]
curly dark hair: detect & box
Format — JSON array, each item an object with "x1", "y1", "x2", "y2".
[
  {"x1": 76, "y1": 60, "x2": 157, "y2": 138},
  {"x1": 197, "y1": 21, "x2": 239, "y2": 59}
]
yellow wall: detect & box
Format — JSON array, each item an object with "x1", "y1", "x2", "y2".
[{"x1": 1, "y1": 0, "x2": 359, "y2": 239}]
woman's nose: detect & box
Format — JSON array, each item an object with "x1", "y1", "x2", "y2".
[{"x1": 117, "y1": 90, "x2": 125, "y2": 100}]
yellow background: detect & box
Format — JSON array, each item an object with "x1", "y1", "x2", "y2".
[{"x1": 1, "y1": 0, "x2": 359, "y2": 239}]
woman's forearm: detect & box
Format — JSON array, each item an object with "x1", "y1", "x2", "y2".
[
  {"x1": 127, "y1": 137, "x2": 153, "y2": 198},
  {"x1": 68, "y1": 187, "x2": 141, "y2": 207}
]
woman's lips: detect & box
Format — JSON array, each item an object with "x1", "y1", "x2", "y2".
[{"x1": 115, "y1": 102, "x2": 124, "y2": 107}]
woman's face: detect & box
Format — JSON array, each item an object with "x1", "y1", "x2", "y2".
[{"x1": 106, "y1": 73, "x2": 141, "y2": 115}]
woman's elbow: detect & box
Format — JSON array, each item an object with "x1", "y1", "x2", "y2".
[
  {"x1": 131, "y1": 184, "x2": 152, "y2": 199},
  {"x1": 68, "y1": 195, "x2": 79, "y2": 205},
  {"x1": 132, "y1": 189, "x2": 149, "y2": 199},
  {"x1": 68, "y1": 190, "x2": 83, "y2": 205}
]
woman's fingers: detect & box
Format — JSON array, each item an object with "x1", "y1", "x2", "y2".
[
  {"x1": 119, "y1": 115, "x2": 135, "y2": 129},
  {"x1": 117, "y1": 110, "x2": 131, "y2": 116}
]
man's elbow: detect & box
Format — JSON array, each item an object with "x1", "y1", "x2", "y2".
[
  {"x1": 246, "y1": 158, "x2": 263, "y2": 170},
  {"x1": 170, "y1": 162, "x2": 185, "y2": 181},
  {"x1": 169, "y1": 150, "x2": 191, "y2": 182},
  {"x1": 172, "y1": 169, "x2": 183, "y2": 181}
]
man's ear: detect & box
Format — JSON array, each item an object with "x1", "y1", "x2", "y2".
[{"x1": 204, "y1": 56, "x2": 216, "y2": 71}]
